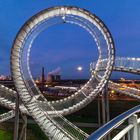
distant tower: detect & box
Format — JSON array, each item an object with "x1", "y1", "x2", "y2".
[
  {"x1": 41, "y1": 67, "x2": 45, "y2": 93},
  {"x1": 42, "y1": 67, "x2": 45, "y2": 83}
]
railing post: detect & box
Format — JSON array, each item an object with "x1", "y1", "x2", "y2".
[
  {"x1": 97, "y1": 94, "x2": 101, "y2": 126},
  {"x1": 101, "y1": 83, "x2": 110, "y2": 125},
  {"x1": 19, "y1": 113, "x2": 27, "y2": 140},
  {"x1": 128, "y1": 114, "x2": 139, "y2": 140},
  {"x1": 127, "y1": 131, "x2": 131, "y2": 140},
  {"x1": 13, "y1": 92, "x2": 20, "y2": 140},
  {"x1": 137, "y1": 119, "x2": 140, "y2": 140},
  {"x1": 122, "y1": 136, "x2": 126, "y2": 140},
  {"x1": 101, "y1": 83, "x2": 110, "y2": 140}
]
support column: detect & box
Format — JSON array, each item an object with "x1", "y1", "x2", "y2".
[
  {"x1": 105, "y1": 84, "x2": 110, "y2": 123},
  {"x1": 128, "y1": 115, "x2": 139, "y2": 140},
  {"x1": 13, "y1": 92, "x2": 20, "y2": 140},
  {"x1": 13, "y1": 93, "x2": 27, "y2": 140},
  {"x1": 97, "y1": 94, "x2": 101, "y2": 126},
  {"x1": 101, "y1": 83, "x2": 110, "y2": 124},
  {"x1": 101, "y1": 89, "x2": 106, "y2": 124},
  {"x1": 19, "y1": 113, "x2": 27, "y2": 140},
  {"x1": 101, "y1": 83, "x2": 110, "y2": 140}
]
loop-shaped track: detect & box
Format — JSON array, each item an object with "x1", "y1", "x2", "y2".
[{"x1": 10, "y1": 6, "x2": 115, "y2": 139}]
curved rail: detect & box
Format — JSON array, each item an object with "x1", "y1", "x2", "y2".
[
  {"x1": 90, "y1": 57, "x2": 140, "y2": 99},
  {"x1": 87, "y1": 105, "x2": 140, "y2": 140},
  {"x1": 91, "y1": 57, "x2": 140, "y2": 75}
]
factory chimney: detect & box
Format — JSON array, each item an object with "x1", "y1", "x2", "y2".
[{"x1": 41, "y1": 67, "x2": 45, "y2": 93}]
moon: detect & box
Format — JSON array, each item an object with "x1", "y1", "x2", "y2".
[{"x1": 77, "y1": 66, "x2": 83, "y2": 71}]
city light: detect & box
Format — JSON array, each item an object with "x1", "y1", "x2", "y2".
[{"x1": 111, "y1": 90, "x2": 115, "y2": 94}]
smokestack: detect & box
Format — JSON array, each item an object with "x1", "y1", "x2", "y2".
[
  {"x1": 42, "y1": 67, "x2": 45, "y2": 83},
  {"x1": 41, "y1": 67, "x2": 45, "y2": 93}
]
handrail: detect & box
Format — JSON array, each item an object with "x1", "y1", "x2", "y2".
[
  {"x1": 112, "y1": 124, "x2": 133, "y2": 140},
  {"x1": 91, "y1": 57, "x2": 140, "y2": 75},
  {"x1": 87, "y1": 105, "x2": 140, "y2": 140}
]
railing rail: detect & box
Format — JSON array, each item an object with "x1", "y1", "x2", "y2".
[{"x1": 87, "y1": 105, "x2": 140, "y2": 140}]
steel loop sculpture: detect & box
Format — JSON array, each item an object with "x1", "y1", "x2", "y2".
[{"x1": 0, "y1": 6, "x2": 139, "y2": 140}]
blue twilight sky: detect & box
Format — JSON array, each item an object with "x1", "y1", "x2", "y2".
[{"x1": 0, "y1": 0, "x2": 140, "y2": 79}]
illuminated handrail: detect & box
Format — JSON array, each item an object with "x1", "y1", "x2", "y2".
[
  {"x1": 91, "y1": 57, "x2": 140, "y2": 75},
  {"x1": 87, "y1": 105, "x2": 140, "y2": 140}
]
